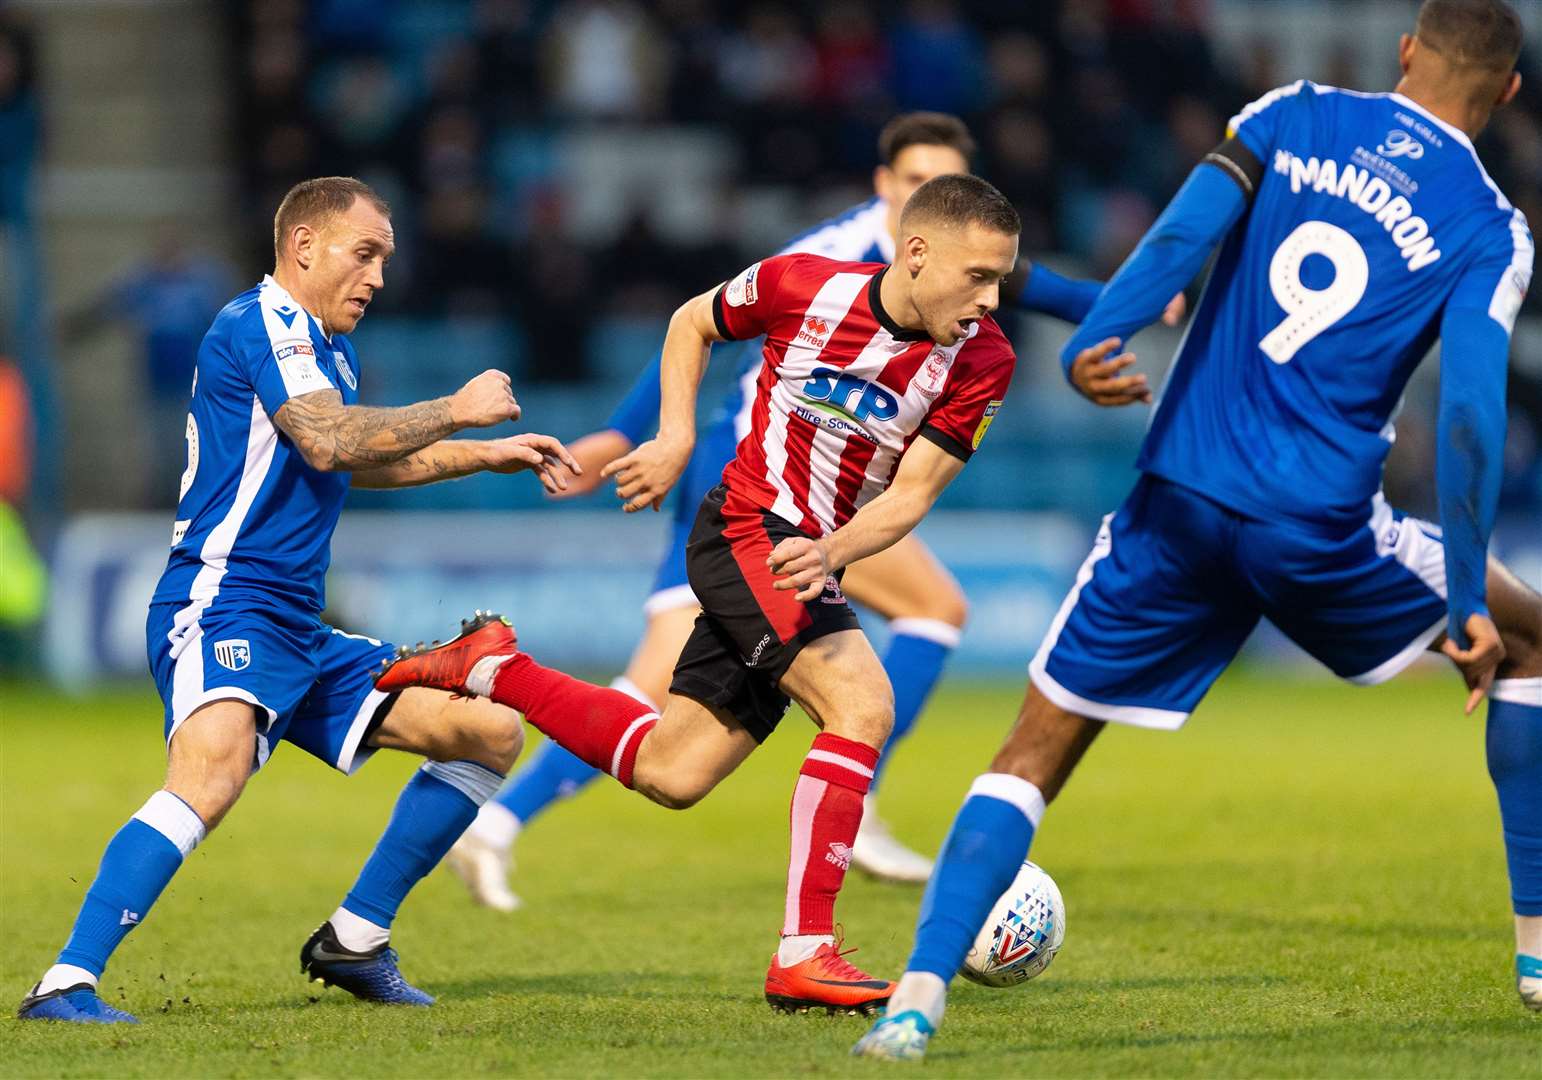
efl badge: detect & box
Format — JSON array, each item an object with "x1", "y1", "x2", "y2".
[
  {"x1": 724, "y1": 261, "x2": 760, "y2": 307},
  {"x1": 213, "y1": 639, "x2": 252, "y2": 671},
  {"x1": 972, "y1": 400, "x2": 1003, "y2": 450},
  {"x1": 333, "y1": 350, "x2": 357, "y2": 390}
]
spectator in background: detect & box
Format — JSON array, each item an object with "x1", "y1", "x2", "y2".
[
  {"x1": 0, "y1": 16, "x2": 39, "y2": 225},
  {"x1": 543, "y1": 0, "x2": 667, "y2": 120},
  {"x1": 60, "y1": 237, "x2": 235, "y2": 507},
  {"x1": 889, "y1": 0, "x2": 983, "y2": 113}
]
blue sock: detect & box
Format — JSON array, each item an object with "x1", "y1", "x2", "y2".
[
  {"x1": 1487, "y1": 679, "x2": 1542, "y2": 918},
  {"x1": 341, "y1": 760, "x2": 504, "y2": 929},
  {"x1": 907, "y1": 774, "x2": 1045, "y2": 980},
  {"x1": 871, "y1": 621, "x2": 959, "y2": 792},
  {"x1": 57, "y1": 792, "x2": 206, "y2": 978},
  {"x1": 495, "y1": 739, "x2": 601, "y2": 825}
]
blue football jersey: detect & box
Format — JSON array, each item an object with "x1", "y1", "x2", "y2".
[
  {"x1": 151, "y1": 276, "x2": 362, "y2": 614},
  {"x1": 1140, "y1": 82, "x2": 1534, "y2": 529}
]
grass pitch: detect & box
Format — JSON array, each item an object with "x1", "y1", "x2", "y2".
[{"x1": 1, "y1": 668, "x2": 1536, "y2": 1077}]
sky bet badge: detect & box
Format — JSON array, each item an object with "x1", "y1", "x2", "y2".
[{"x1": 972, "y1": 400, "x2": 1003, "y2": 450}]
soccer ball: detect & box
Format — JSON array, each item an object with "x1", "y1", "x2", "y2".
[{"x1": 959, "y1": 860, "x2": 1066, "y2": 987}]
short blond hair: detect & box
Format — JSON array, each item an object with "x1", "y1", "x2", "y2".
[{"x1": 273, "y1": 177, "x2": 391, "y2": 261}]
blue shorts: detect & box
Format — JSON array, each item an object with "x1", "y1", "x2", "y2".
[
  {"x1": 646, "y1": 421, "x2": 739, "y2": 615},
  {"x1": 1030, "y1": 475, "x2": 1448, "y2": 729},
  {"x1": 147, "y1": 598, "x2": 398, "y2": 773}
]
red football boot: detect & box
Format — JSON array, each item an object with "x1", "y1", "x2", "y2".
[
  {"x1": 764, "y1": 935, "x2": 895, "y2": 1016},
  {"x1": 374, "y1": 611, "x2": 518, "y2": 696}
]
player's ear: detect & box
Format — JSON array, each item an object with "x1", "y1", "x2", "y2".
[
  {"x1": 291, "y1": 224, "x2": 315, "y2": 271},
  {"x1": 1398, "y1": 33, "x2": 1415, "y2": 75},
  {"x1": 1498, "y1": 70, "x2": 1521, "y2": 110},
  {"x1": 905, "y1": 234, "x2": 928, "y2": 277}
]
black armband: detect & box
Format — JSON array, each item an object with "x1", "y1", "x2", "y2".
[{"x1": 1202, "y1": 136, "x2": 1265, "y2": 202}]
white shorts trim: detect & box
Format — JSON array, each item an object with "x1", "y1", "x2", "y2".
[
  {"x1": 1026, "y1": 512, "x2": 1188, "y2": 730},
  {"x1": 1345, "y1": 497, "x2": 1448, "y2": 686},
  {"x1": 336, "y1": 687, "x2": 389, "y2": 775},
  {"x1": 1344, "y1": 616, "x2": 1446, "y2": 686},
  {"x1": 643, "y1": 583, "x2": 698, "y2": 616},
  {"x1": 1029, "y1": 663, "x2": 1192, "y2": 730}
]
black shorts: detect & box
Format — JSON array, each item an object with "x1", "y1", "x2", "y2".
[{"x1": 669, "y1": 484, "x2": 861, "y2": 742}]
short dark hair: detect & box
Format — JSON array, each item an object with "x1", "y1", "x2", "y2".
[
  {"x1": 899, "y1": 174, "x2": 1020, "y2": 238},
  {"x1": 878, "y1": 112, "x2": 977, "y2": 167},
  {"x1": 1416, "y1": 0, "x2": 1523, "y2": 72},
  {"x1": 273, "y1": 177, "x2": 391, "y2": 261}
]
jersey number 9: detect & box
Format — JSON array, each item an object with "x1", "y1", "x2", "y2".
[{"x1": 1260, "y1": 220, "x2": 1369, "y2": 365}]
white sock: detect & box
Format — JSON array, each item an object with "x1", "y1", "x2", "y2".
[
  {"x1": 777, "y1": 933, "x2": 834, "y2": 966},
  {"x1": 330, "y1": 906, "x2": 390, "y2": 952},
  {"x1": 467, "y1": 801, "x2": 520, "y2": 851},
  {"x1": 36, "y1": 963, "x2": 98, "y2": 995},
  {"x1": 886, "y1": 970, "x2": 947, "y2": 1028},
  {"x1": 465, "y1": 654, "x2": 517, "y2": 698}
]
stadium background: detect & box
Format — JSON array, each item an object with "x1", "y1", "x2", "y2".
[
  {"x1": 0, "y1": 0, "x2": 1539, "y2": 682},
  {"x1": 3, "y1": 3, "x2": 1542, "y2": 1076}
]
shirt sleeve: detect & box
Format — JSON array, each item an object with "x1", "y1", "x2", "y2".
[
  {"x1": 711, "y1": 254, "x2": 800, "y2": 342},
  {"x1": 604, "y1": 350, "x2": 662, "y2": 444},
  {"x1": 1435, "y1": 213, "x2": 1534, "y2": 643},
  {"x1": 919, "y1": 335, "x2": 1016, "y2": 461},
  {"x1": 239, "y1": 303, "x2": 336, "y2": 417},
  {"x1": 1225, "y1": 79, "x2": 1307, "y2": 162},
  {"x1": 1059, "y1": 164, "x2": 1249, "y2": 381}
]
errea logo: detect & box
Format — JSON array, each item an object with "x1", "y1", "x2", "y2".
[{"x1": 796, "y1": 315, "x2": 833, "y2": 347}]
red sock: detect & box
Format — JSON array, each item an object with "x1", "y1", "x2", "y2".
[
  {"x1": 783, "y1": 733, "x2": 880, "y2": 937},
  {"x1": 492, "y1": 655, "x2": 658, "y2": 787}
]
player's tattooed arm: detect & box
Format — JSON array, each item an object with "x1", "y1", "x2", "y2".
[
  {"x1": 351, "y1": 433, "x2": 579, "y2": 492},
  {"x1": 273, "y1": 369, "x2": 520, "y2": 471}
]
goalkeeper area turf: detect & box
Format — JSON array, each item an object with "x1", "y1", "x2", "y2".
[{"x1": 2, "y1": 669, "x2": 1535, "y2": 1077}]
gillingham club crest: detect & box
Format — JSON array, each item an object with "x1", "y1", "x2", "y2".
[{"x1": 213, "y1": 639, "x2": 252, "y2": 671}]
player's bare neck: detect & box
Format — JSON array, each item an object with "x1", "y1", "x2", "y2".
[
  {"x1": 1395, "y1": 77, "x2": 1490, "y2": 141},
  {"x1": 874, "y1": 266, "x2": 928, "y2": 340},
  {"x1": 270, "y1": 265, "x2": 331, "y2": 337}
]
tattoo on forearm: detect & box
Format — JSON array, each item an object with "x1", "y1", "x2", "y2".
[{"x1": 275, "y1": 390, "x2": 456, "y2": 470}]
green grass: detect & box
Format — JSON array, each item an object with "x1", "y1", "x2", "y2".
[{"x1": 1, "y1": 670, "x2": 1536, "y2": 1077}]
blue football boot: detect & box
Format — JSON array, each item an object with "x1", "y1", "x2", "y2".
[
  {"x1": 852, "y1": 1008, "x2": 936, "y2": 1062},
  {"x1": 300, "y1": 921, "x2": 434, "y2": 1006},
  {"x1": 17, "y1": 982, "x2": 139, "y2": 1024}
]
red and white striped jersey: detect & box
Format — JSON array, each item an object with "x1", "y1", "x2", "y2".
[{"x1": 711, "y1": 253, "x2": 1015, "y2": 537}]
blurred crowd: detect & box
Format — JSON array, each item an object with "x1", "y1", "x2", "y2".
[{"x1": 227, "y1": 0, "x2": 1542, "y2": 383}]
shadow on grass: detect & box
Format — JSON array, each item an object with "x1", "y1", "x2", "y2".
[{"x1": 277, "y1": 970, "x2": 728, "y2": 1010}]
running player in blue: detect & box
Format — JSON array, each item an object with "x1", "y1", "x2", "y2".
[
  {"x1": 445, "y1": 113, "x2": 1186, "y2": 908},
  {"x1": 17, "y1": 178, "x2": 577, "y2": 1023},
  {"x1": 858, "y1": 0, "x2": 1540, "y2": 1059}
]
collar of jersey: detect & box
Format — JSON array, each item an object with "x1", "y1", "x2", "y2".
[
  {"x1": 867, "y1": 267, "x2": 930, "y2": 343},
  {"x1": 1387, "y1": 92, "x2": 1475, "y2": 152},
  {"x1": 261, "y1": 275, "x2": 333, "y2": 344}
]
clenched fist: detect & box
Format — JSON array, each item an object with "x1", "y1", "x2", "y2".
[{"x1": 451, "y1": 369, "x2": 521, "y2": 428}]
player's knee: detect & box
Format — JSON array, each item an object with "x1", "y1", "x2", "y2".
[
  {"x1": 823, "y1": 687, "x2": 894, "y2": 749},
  {"x1": 932, "y1": 585, "x2": 970, "y2": 630},
  {"x1": 446, "y1": 702, "x2": 524, "y2": 773},
  {"x1": 633, "y1": 769, "x2": 712, "y2": 811},
  {"x1": 166, "y1": 756, "x2": 249, "y2": 831}
]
